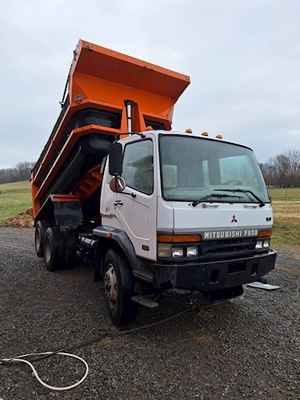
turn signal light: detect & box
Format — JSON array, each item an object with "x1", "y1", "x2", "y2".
[
  {"x1": 258, "y1": 229, "x2": 272, "y2": 238},
  {"x1": 157, "y1": 234, "x2": 202, "y2": 243}
]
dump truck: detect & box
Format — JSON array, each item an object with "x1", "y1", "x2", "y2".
[{"x1": 32, "y1": 40, "x2": 276, "y2": 326}]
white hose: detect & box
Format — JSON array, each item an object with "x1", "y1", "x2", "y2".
[
  {"x1": 1, "y1": 352, "x2": 89, "y2": 392},
  {"x1": 1, "y1": 308, "x2": 190, "y2": 392}
]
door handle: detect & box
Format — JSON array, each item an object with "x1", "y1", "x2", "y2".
[{"x1": 113, "y1": 201, "x2": 123, "y2": 206}]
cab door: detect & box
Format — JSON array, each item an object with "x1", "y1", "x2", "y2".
[{"x1": 114, "y1": 139, "x2": 157, "y2": 261}]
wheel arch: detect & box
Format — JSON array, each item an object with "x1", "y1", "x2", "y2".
[
  {"x1": 93, "y1": 228, "x2": 136, "y2": 281},
  {"x1": 93, "y1": 226, "x2": 154, "y2": 284}
]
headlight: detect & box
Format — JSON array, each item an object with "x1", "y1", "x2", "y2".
[
  {"x1": 187, "y1": 246, "x2": 198, "y2": 257},
  {"x1": 158, "y1": 244, "x2": 184, "y2": 258},
  {"x1": 171, "y1": 247, "x2": 184, "y2": 257},
  {"x1": 256, "y1": 239, "x2": 270, "y2": 249},
  {"x1": 256, "y1": 240, "x2": 263, "y2": 249},
  {"x1": 157, "y1": 244, "x2": 196, "y2": 258},
  {"x1": 157, "y1": 234, "x2": 201, "y2": 259}
]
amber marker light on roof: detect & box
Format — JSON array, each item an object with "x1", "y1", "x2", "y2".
[
  {"x1": 201, "y1": 131, "x2": 208, "y2": 136},
  {"x1": 216, "y1": 132, "x2": 224, "y2": 139}
]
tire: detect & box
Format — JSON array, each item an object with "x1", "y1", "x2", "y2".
[
  {"x1": 34, "y1": 221, "x2": 47, "y2": 258},
  {"x1": 44, "y1": 227, "x2": 64, "y2": 271},
  {"x1": 103, "y1": 249, "x2": 137, "y2": 327}
]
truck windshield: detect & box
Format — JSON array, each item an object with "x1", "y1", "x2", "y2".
[{"x1": 159, "y1": 135, "x2": 269, "y2": 203}]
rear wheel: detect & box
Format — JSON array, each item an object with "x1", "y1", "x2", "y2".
[
  {"x1": 34, "y1": 221, "x2": 47, "y2": 257},
  {"x1": 103, "y1": 249, "x2": 137, "y2": 327},
  {"x1": 44, "y1": 227, "x2": 64, "y2": 271}
]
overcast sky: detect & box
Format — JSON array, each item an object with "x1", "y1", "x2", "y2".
[{"x1": 0, "y1": 0, "x2": 299, "y2": 168}]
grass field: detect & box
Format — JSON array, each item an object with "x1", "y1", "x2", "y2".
[
  {"x1": 0, "y1": 181, "x2": 31, "y2": 224},
  {"x1": 270, "y1": 187, "x2": 300, "y2": 201},
  {"x1": 269, "y1": 188, "x2": 300, "y2": 247},
  {"x1": 0, "y1": 181, "x2": 299, "y2": 247}
]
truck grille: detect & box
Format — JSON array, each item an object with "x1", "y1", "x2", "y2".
[{"x1": 199, "y1": 238, "x2": 257, "y2": 260}]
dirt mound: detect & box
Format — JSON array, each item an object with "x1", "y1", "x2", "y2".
[{"x1": 5, "y1": 208, "x2": 33, "y2": 228}]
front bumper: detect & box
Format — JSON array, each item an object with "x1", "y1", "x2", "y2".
[{"x1": 151, "y1": 250, "x2": 277, "y2": 291}]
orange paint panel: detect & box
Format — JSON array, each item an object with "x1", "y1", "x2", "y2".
[
  {"x1": 50, "y1": 195, "x2": 80, "y2": 202},
  {"x1": 72, "y1": 73, "x2": 174, "y2": 120},
  {"x1": 71, "y1": 40, "x2": 190, "y2": 102},
  {"x1": 74, "y1": 165, "x2": 103, "y2": 202},
  {"x1": 33, "y1": 125, "x2": 118, "y2": 205}
]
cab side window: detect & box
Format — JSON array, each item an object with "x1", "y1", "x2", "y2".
[{"x1": 122, "y1": 140, "x2": 154, "y2": 195}]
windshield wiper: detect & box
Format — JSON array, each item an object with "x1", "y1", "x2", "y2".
[
  {"x1": 192, "y1": 193, "x2": 242, "y2": 207},
  {"x1": 214, "y1": 189, "x2": 265, "y2": 207}
]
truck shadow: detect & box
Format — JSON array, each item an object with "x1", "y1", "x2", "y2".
[{"x1": 48, "y1": 261, "x2": 274, "y2": 349}]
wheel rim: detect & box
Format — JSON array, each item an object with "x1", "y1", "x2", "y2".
[{"x1": 104, "y1": 263, "x2": 118, "y2": 311}]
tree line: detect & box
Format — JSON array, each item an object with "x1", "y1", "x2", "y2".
[
  {"x1": 0, "y1": 162, "x2": 35, "y2": 184},
  {"x1": 260, "y1": 150, "x2": 300, "y2": 187}
]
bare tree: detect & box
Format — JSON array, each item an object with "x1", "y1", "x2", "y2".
[
  {"x1": 0, "y1": 162, "x2": 35, "y2": 184},
  {"x1": 261, "y1": 149, "x2": 300, "y2": 187}
]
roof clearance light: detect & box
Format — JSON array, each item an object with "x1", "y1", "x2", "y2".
[
  {"x1": 201, "y1": 131, "x2": 208, "y2": 136},
  {"x1": 185, "y1": 128, "x2": 193, "y2": 133},
  {"x1": 216, "y1": 132, "x2": 224, "y2": 139}
]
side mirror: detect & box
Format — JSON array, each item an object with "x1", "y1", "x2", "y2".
[
  {"x1": 109, "y1": 142, "x2": 123, "y2": 176},
  {"x1": 110, "y1": 176, "x2": 126, "y2": 193}
]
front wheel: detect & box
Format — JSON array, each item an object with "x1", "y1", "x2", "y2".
[{"x1": 103, "y1": 249, "x2": 137, "y2": 327}]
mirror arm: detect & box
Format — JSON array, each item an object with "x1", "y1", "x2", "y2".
[{"x1": 121, "y1": 191, "x2": 136, "y2": 198}]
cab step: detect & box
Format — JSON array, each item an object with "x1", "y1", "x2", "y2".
[{"x1": 131, "y1": 295, "x2": 159, "y2": 308}]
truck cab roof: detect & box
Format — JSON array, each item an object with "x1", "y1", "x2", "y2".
[{"x1": 121, "y1": 130, "x2": 253, "y2": 151}]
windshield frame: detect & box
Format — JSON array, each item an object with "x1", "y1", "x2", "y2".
[{"x1": 158, "y1": 133, "x2": 270, "y2": 204}]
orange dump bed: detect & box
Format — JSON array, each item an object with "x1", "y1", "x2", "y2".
[{"x1": 32, "y1": 39, "x2": 190, "y2": 218}]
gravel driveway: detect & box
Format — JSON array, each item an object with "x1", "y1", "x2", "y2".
[{"x1": 0, "y1": 227, "x2": 299, "y2": 400}]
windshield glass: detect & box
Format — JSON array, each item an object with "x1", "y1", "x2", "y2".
[{"x1": 159, "y1": 135, "x2": 269, "y2": 203}]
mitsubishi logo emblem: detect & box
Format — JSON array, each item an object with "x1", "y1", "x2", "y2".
[{"x1": 231, "y1": 214, "x2": 238, "y2": 223}]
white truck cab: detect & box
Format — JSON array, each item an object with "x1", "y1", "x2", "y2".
[
  {"x1": 94, "y1": 130, "x2": 276, "y2": 323},
  {"x1": 102, "y1": 130, "x2": 273, "y2": 257}
]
